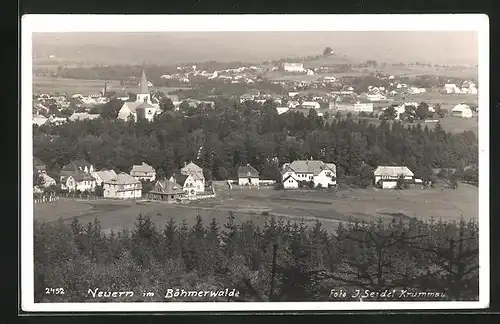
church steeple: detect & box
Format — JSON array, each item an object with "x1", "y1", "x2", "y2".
[
  {"x1": 140, "y1": 70, "x2": 149, "y2": 94},
  {"x1": 136, "y1": 70, "x2": 151, "y2": 104}
]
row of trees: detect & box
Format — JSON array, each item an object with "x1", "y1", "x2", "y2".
[
  {"x1": 33, "y1": 99, "x2": 478, "y2": 187},
  {"x1": 34, "y1": 213, "x2": 479, "y2": 302},
  {"x1": 380, "y1": 103, "x2": 447, "y2": 121}
]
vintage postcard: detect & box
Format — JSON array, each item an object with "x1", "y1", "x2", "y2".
[{"x1": 21, "y1": 14, "x2": 489, "y2": 312}]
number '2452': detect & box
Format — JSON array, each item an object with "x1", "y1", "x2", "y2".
[{"x1": 45, "y1": 288, "x2": 65, "y2": 295}]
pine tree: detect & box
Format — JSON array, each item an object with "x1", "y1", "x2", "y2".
[{"x1": 221, "y1": 212, "x2": 239, "y2": 258}]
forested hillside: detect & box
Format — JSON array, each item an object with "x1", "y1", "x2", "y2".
[
  {"x1": 34, "y1": 213, "x2": 479, "y2": 302},
  {"x1": 33, "y1": 99, "x2": 478, "y2": 186}
]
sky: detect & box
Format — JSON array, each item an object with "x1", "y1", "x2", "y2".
[{"x1": 32, "y1": 31, "x2": 478, "y2": 66}]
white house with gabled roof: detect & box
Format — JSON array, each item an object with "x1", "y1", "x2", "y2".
[
  {"x1": 180, "y1": 161, "x2": 205, "y2": 193},
  {"x1": 281, "y1": 159, "x2": 336, "y2": 189},
  {"x1": 373, "y1": 166, "x2": 414, "y2": 189},
  {"x1": 130, "y1": 162, "x2": 156, "y2": 182},
  {"x1": 451, "y1": 104, "x2": 473, "y2": 118}
]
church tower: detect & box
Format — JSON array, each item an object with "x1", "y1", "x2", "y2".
[{"x1": 136, "y1": 70, "x2": 151, "y2": 104}]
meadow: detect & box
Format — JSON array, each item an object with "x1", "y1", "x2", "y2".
[
  {"x1": 265, "y1": 59, "x2": 478, "y2": 81},
  {"x1": 33, "y1": 76, "x2": 192, "y2": 95},
  {"x1": 34, "y1": 182, "x2": 478, "y2": 234},
  {"x1": 400, "y1": 92, "x2": 478, "y2": 110}
]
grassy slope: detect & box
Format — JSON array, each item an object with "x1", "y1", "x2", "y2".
[{"x1": 34, "y1": 183, "x2": 478, "y2": 234}]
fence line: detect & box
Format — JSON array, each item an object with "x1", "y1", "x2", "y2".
[
  {"x1": 178, "y1": 193, "x2": 216, "y2": 201},
  {"x1": 33, "y1": 196, "x2": 60, "y2": 204}
]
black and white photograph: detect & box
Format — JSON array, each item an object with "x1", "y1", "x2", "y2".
[{"x1": 21, "y1": 14, "x2": 489, "y2": 312}]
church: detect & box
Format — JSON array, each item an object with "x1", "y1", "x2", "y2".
[{"x1": 117, "y1": 70, "x2": 161, "y2": 122}]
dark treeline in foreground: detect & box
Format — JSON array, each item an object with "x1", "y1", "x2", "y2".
[
  {"x1": 34, "y1": 99, "x2": 478, "y2": 186},
  {"x1": 35, "y1": 213, "x2": 479, "y2": 302}
]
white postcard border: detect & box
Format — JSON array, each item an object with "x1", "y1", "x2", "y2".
[{"x1": 21, "y1": 14, "x2": 490, "y2": 312}]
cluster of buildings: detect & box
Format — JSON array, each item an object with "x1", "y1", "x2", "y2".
[
  {"x1": 161, "y1": 64, "x2": 267, "y2": 85},
  {"x1": 117, "y1": 70, "x2": 162, "y2": 122},
  {"x1": 443, "y1": 81, "x2": 477, "y2": 94},
  {"x1": 281, "y1": 159, "x2": 337, "y2": 189},
  {"x1": 229, "y1": 159, "x2": 421, "y2": 191},
  {"x1": 33, "y1": 152, "x2": 426, "y2": 205},
  {"x1": 280, "y1": 160, "x2": 422, "y2": 190},
  {"x1": 33, "y1": 156, "x2": 213, "y2": 202},
  {"x1": 282, "y1": 62, "x2": 315, "y2": 75}
]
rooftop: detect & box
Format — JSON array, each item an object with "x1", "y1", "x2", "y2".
[
  {"x1": 150, "y1": 179, "x2": 185, "y2": 195},
  {"x1": 238, "y1": 164, "x2": 260, "y2": 178},
  {"x1": 69, "y1": 171, "x2": 94, "y2": 182},
  {"x1": 283, "y1": 160, "x2": 336, "y2": 176},
  {"x1": 373, "y1": 166, "x2": 414, "y2": 177},
  {"x1": 61, "y1": 159, "x2": 92, "y2": 172},
  {"x1": 94, "y1": 170, "x2": 118, "y2": 183},
  {"x1": 139, "y1": 70, "x2": 149, "y2": 94},
  {"x1": 106, "y1": 172, "x2": 142, "y2": 186},
  {"x1": 131, "y1": 162, "x2": 155, "y2": 174}
]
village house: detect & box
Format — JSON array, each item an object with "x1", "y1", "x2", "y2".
[
  {"x1": 148, "y1": 179, "x2": 185, "y2": 203},
  {"x1": 282, "y1": 173, "x2": 300, "y2": 189},
  {"x1": 117, "y1": 70, "x2": 161, "y2": 122},
  {"x1": 47, "y1": 115, "x2": 67, "y2": 125},
  {"x1": 237, "y1": 164, "x2": 260, "y2": 186},
  {"x1": 130, "y1": 162, "x2": 156, "y2": 182},
  {"x1": 68, "y1": 112, "x2": 100, "y2": 122},
  {"x1": 365, "y1": 93, "x2": 387, "y2": 102},
  {"x1": 281, "y1": 159, "x2": 337, "y2": 189},
  {"x1": 33, "y1": 102, "x2": 49, "y2": 115},
  {"x1": 461, "y1": 81, "x2": 478, "y2": 94},
  {"x1": 239, "y1": 93, "x2": 256, "y2": 103},
  {"x1": 103, "y1": 172, "x2": 142, "y2": 199},
  {"x1": 32, "y1": 115, "x2": 48, "y2": 126},
  {"x1": 64, "y1": 171, "x2": 96, "y2": 192},
  {"x1": 169, "y1": 174, "x2": 197, "y2": 197},
  {"x1": 60, "y1": 159, "x2": 94, "y2": 184},
  {"x1": 91, "y1": 169, "x2": 118, "y2": 186},
  {"x1": 283, "y1": 63, "x2": 305, "y2": 73},
  {"x1": 39, "y1": 172, "x2": 56, "y2": 188},
  {"x1": 451, "y1": 104, "x2": 473, "y2": 118},
  {"x1": 180, "y1": 162, "x2": 205, "y2": 193},
  {"x1": 382, "y1": 102, "x2": 418, "y2": 120},
  {"x1": 444, "y1": 83, "x2": 461, "y2": 94},
  {"x1": 276, "y1": 107, "x2": 290, "y2": 115},
  {"x1": 373, "y1": 166, "x2": 414, "y2": 189},
  {"x1": 301, "y1": 101, "x2": 321, "y2": 109}
]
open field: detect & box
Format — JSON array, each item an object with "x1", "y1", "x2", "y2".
[
  {"x1": 33, "y1": 76, "x2": 192, "y2": 95},
  {"x1": 399, "y1": 91, "x2": 478, "y2": 111},
  {"x1": 34, "y1": 182, "x2": 478, "y2": 234},
  {"x1": 329, "y1": 114, "x2": 478, "y2": 135},
  {"x1": 363, "y1": 66, "x2": 477, "y2": 79},
  {"x1": 265, "y1": 64, "x2": 477, "y2": 82},
  {"x1": 438, "y1": 115, "x2": 479, "y2": 134}
]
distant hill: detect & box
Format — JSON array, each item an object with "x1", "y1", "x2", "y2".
[{"x1": 32, "y1": 31, "x2": 478, "y2": 67}]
